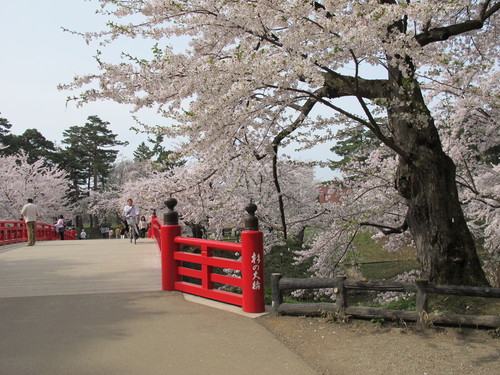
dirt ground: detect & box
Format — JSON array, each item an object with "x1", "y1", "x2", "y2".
[{"x1": 257, "y1": 315, "x2": 500, "y2": 375}]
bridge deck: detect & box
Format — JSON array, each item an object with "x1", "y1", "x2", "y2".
[
  {"x1": 0, "y1": 239, "x2": 319, "y2": 375},
  {"x1": 0, "y1": 238, "x2": 161, "y2": 298}
]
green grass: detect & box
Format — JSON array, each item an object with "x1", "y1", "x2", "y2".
[
  {"x1": 351, "y1": 231, "x2": 420, "y2": 279},
  {"x1": 263, "y1": 230, "x2": 420, "y2": 294},
  {"x1": 360, "y1": 260, "x2": 420, "y2": 280},
  {"x1": 428, "y1": 295, "x2": 500, "y2": 316},
  {"x1": 350, "y1": 293, "x2": 500, "y2": 316},
  {"x1": 262, "y1": 232, "x2": 420, "y2": 305},
  {"x1": 353, "y1": 231, "x2": 417, "y2": 262},
  {"x1": 263, "y1": 240, "x2": 313, "y2": 285}
]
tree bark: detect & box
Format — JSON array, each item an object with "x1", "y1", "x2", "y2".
[
  {"x1": 387, "y1": 65, "x2": 488, "y2": 286},
  {"x1": 294, "y1": 226, "x2": 306, "y2": 246},
  {"x1": 396, "y1": 146, "x2": 488, "y2": 285}
]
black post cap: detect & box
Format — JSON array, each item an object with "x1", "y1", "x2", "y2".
[
  {"x1": 244, "y1": 202, "x2": 259, "y2": 231},
  {"x1": 163, "y1": 197, "x2": 179, "y2": 225}
]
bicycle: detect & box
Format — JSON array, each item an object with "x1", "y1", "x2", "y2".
[{"x1": 126, "y1": 217, "x2": 140, "y2": 244}]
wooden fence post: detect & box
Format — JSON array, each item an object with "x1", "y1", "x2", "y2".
[
  {"x1": 336, "y1": 276, "x2": 347, "y2": 320},
  {"x1": 416, "y1": 279, "x2": 429, "y2": 329},
  {"x1": 271, "y1": 273, "x2": 283, "y2": 315}
]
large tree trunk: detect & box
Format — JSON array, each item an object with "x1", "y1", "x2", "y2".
[
  {"x1": 388, "y1": 66, "x2": 488, "y2": 286},
  {"x1": 395, "y1": 146, "x2": 488, "y2": 286}
]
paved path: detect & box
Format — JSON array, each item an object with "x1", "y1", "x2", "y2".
[
  {"x1": 0, "y1": 239, "x2": 161, "y2": 297},
  {"x1": 0, "y1": 239, "x2": 318, "y2": 375}
]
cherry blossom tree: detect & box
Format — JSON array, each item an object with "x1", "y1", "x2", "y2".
[
  {"x1": 105, "y1": 156, "x2": 323, "y2": 245},
  {"x1": 62, "y1": 0, "x2": 499, "y2": 286},
  {"x1": 0, "y1": 152, "x2": 73, "y2": 222},
  {"x1": 81, "y1": 159, "x2": 155, "y2": 223}
]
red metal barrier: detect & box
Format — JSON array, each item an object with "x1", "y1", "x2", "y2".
[
  {"x1": 64, "y1": 229, "x2": 77, "y2": 240},
  {"x1": 151, "y1": 214, "x2": 162, "y2": 246},
  {"x1": 0, "y1": 221, "x2": 26, "y2": 245},
  {"x1": 152, "y1": 198, "x2": 265, "y2": 313},
  {"x1": 0, "y1": 220, "x2": 76, "y2": 245}
]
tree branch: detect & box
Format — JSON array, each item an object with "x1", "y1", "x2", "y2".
[
  {"x1": 482, "y1": 1, "x2": 500, "y2": 20},
  {"x1": 288, "y1": 208, "x2": 330, "y2": 226},
  {"x1": 332, "y1": 226, "x2": 359, "y2": 273},
  {"x1": 270, "y1": 97, "x2": 318, "y2": 239},
  {"x1": 322, "y1": 71, "x2": 389, "y2": 100},
  {"x1": 415, "y1": 1, "x2": 499, "y2": 46},
  {"x1": 271, "y1": 97, "x2": 318, "y2": 147},
  {"x1": 271, "y1": 150, "x2": 287, "y2": 238},
  {"x1": 359, "y1": 219, "x2": 409, "y2": 235}
]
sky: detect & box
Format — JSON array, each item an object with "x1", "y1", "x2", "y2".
[
  {"x1": 0, "y1": 0, "x2": 164, "y2": 158},
  {"x1": 0, "y1": 0, "x2": 338, "y2": 180}
]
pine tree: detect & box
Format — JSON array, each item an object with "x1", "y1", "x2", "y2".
[{"x1": 61, "y1": 115, "x2": 128, "y2": 201}]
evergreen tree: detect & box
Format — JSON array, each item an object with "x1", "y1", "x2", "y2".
[
  {"x1": 0, "y1": 116, "x2": 59, "y2": 165},
  {"x1": 133, "y1": 134, "x2": 184, "y2": 171},
  {"x1": 330, "y1": 125, "x2": 381, "y2": 173},
  {"x1": 0, "y1": 116, "x2": 14, "y2": 154},
  {"x1": 14, "y1": 129, "x2": 58, "y2": 165},
  {"x1": 0, "y1": 116, "x2": 12, "y2": 137},
  {"x1": 133, "y1": 141, "x2": 154, "y2": 162},
  {"x1": 61, "y1": 115, "x2": 128, "y2": 201}
]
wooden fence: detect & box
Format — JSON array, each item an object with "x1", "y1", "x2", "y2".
[{"x1": 271, "y1": 273, "x2": 500, "y2": 328}]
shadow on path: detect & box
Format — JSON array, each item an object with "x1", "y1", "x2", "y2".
[{"x1": 0, "y1": 292, "x2": 318, "y2": 375}]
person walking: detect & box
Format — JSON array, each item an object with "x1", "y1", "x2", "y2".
[
  {"x1": 124, "y1": 199, "x2": 140, "y2": 242},
  {"x1": 56, "y1": 215, "x2": 65, "y2": 240},
  {"x1": 138, "y1": 216, "x2": 148, "y2": 238},
  {"x1": 20, "y1": 198, "x2": 39, "y2": 246},
  {"x1": 80, "y1": 228, "x2": 87, "y2": 239}
]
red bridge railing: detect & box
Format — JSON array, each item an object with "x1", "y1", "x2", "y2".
[
  {"x1": 150, "y1": 198, "x2": 265, "y2": 313},
  {"x1": 0, "y1": 220, "x2": 76, "y2": 245}
]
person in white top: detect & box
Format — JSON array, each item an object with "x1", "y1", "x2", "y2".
[
  {"x1": 20, "y1": 198, "x2": 39, "y2": 246},
  {"x1": 124, "y1": 199, "x2": 140, "y2": 241},
  {"x1": 80, "y1": 229, "x2": 87, "y2": 239},
  {"x1": 56, "y1": 215, "x2": 65, "y2": 240}
]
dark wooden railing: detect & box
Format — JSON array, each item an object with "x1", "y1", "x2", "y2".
[{"x1": 271, "y1": 274, "x2": 500, "y2": 328}]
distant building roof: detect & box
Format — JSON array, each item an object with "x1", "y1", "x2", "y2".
[{"x1": 317, "y1": 184, "x2": 345, "y2": 203}]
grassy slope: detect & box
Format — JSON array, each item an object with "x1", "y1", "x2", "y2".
[{"x1": 352, "y1": 231, "x2": 419, "y2": 280}]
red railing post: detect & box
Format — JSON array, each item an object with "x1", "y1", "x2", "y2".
[
  {"x1": 161, "y1": 224, "x2": 181, "y2": 291},
  {"x1": 241, "y1": 202, "x2": 265, "y2": 313},
  {"x1": 161, "y1": 198, "x2": 181, "y2": 291},
  {"x1": 241, "y1": 230, "x2": 265, "y2": 313},
  {"x1": 22, "y1": 222, "x2": 27, "y2": 240},
  {"x1": 201, "y1": 244, "x2": 214, "y2": 290},
  {"x1": 149, "y1": 213, "x2": 156, "y2": 238}
]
